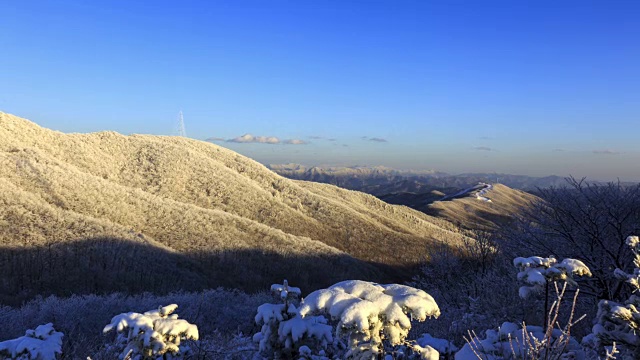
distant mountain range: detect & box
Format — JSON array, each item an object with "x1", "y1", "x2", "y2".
[
  {"x1": 0, "y1": 113, "x2": 471, "y2": 303},
  {"x1": 268, "y1": 163, "x2": 570, "y2": 194}
]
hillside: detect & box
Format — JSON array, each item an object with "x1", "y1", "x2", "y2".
[
  {"x1": 0, "y1": 112, "x2": 469, "y2": 302},
  {"x1": 425, "y1": 183, "x2": 541, "y2": 230}
]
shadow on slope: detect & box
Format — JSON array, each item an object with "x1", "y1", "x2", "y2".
[{"x1": 0, "y1": 237, "x2": 391, "y2": 306}]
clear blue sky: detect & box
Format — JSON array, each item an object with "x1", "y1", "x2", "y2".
[{"x1": 2, "y1": 1, "x2": 639, "y2": 180}]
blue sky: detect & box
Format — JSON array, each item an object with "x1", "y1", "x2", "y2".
[{"x1": 1, "y1": 1, "x2": 639, "y2": 180}]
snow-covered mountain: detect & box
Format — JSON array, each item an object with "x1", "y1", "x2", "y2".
[
  {"x1": 426, "y1": 183, "x2": 541, "y2": 230},
  {"x1": 268, "y1": 163, "x2": 571, "y2": 193},
  {"x1": 379, "y1": 183, "x2": 541, "y2": 230},
  {"x1": 0, "y1": 112, "x2": 469, "y2": 302}
]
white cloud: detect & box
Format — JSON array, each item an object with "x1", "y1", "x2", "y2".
[
  {"x1": 284, "y1": 139, "x2": 308, "y2": 145},
  {"x1": 228, "y1": 134, "x2": 280, "y2": 144},
  {"x1": 593, "y1": 149, "x2": 620, "y2": 155},
  {"x1": 227, "y1": 134, "x2": 308, "y2": 145},
  {"x1": 369, "y1": 137, "x2": 387, "y2": 143},
  {"x1": 473, "y1": 146, "x2": 493, "y2": 151}
]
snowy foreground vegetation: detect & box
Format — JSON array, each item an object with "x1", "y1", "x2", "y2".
[{"x1": 2, "y1": 238, "x2": 640, "y2": 359}]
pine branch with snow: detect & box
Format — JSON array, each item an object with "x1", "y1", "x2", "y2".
[
  {"x1": 513, "y1": 256, "x2": 591, "y2": 299},
  {"x1": 254, "y1": 280, "x2": 333, "y2": 359},
  {"x1": 0, "y1": 323, "x2": 63, "y2": 360},
  {"x1": 103, "y1": 304, "x2": 199, "y2": 359},
  {"x1": 298, "y1": 280, "x2": 440, "y2": 359},
  {"x1": 589, "y1": 236, "x2": 640, "y2": 359},
  {"x1": 457, "y1": 282, "x2": 586, "y2": 360}
]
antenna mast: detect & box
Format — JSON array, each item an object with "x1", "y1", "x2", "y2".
[{"x1": 178, "y1": 111, "x2": 187, "y2": 137}]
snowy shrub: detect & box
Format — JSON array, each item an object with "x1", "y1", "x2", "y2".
[
  {"x1": 185, "y1": 330, "x2": 255, "y2": 360},
  {"x1": 0, "y1": 289, "x2": 269, "y2": 359},
  {"x1": 103, "y1": 304, "x2": 199, "y2": 359},
  {"x1": 298, "y1": 280, "x2": 441, "y2": 359},
  {"x1": 456, "y1": 321, "x2": 584, "y2": 360},
  {"x1": 457, "y1": 283, "x2": 586, "y2": 360},
  {"x1": 415, "y1": 333, "x2": 458, "y2": 357},
  {"x1": 503, "y1": 177, "x2": 640, "y2": 301},
  {"x1": 514, "y1": 256, "x2": 591, "y2": 299},
  {"x1": 588, "y1": 235, "x2": 640, "y2": 359},
  {"x1": 253, "y1": 280, "x2": 333, "y2": 359},
  {"x1": 0, "y1": 323, "x2": 63, "y2": 359}
]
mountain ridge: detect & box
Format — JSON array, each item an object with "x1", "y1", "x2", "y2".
[
  {"x1": 268, "y1": 163, "x2": 576, "y2": 193},
  {"x1": 0, "y1": 112, "x2": 468, "y2": 301}
]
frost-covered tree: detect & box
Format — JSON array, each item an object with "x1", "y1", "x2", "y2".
[
  {"x1": 457, "y1": 277, "x2": 588, "y2": 360},
  {"x1": 298, "y1": 280, "x2": 441, "y2": 359},
  {"x1": 253, "y1": 280, "x2": 333, "y2": 359},
  {"x1": 103, "y1": 304, "x2": 199, "y2": 359},
  {"x1": 514, "y1": 256, "x2": 591, "y2": 299},
  {"x1": 589, "y1": 236, "x2": 640, "y2": 359},
  {"x1": 503, "y1": 178, "x2": 640, "y2": 300},
  {"x1": 514, "y1": 256, "x2": 591, "y2": 328},
  {"x1": 0, "y1": 323, "x2": 63, "y2": 360}
]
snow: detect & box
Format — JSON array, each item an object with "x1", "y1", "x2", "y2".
[
  {"x1": 103, "y1": 304, "x2": 198, "y2": 359},
  {"x1": 410, "y1": 344, "x2": 440, "y2": 360},
  {"x1": 456, "y1": 322, "x2": 584, "y2": 360},
  {"x1": 299, "y1": 345, "x2": 312, "y2": 356},
  {"x1": 626, "y1": 235, "x2": 640, "y2": 248},
  {"x1": 278, "y1": 315, "x2": 333, "y2": 345},
  {"x1": 514, "y1": 256, "x2": 591, "y2": 298},
  {"x1": 518, "y1": 268, "x2": 547, "y2": 285},
  {"x1": 271, "y1": 279, "x2": 302, "y2": 301},
  {"x1": 475, "y1": 183, "x2": 493, "y2": 202},
  {"x1": 298, "y1": 280, "x2": 440, "y2": 355},
  {"x1": 591, "y1": 237, "x2": 640, "y2": 354},
  {"x1": 255, "y1": 303, "x2": 286, "y2": 324},
  {"x1": 0, "y1": 323, "x2": 63, "y2": 360},
  {"x1": 440, "y1": 183, "x2": 493, "y2": 202},
  {"x1": 513, "y1": 256, "x2": 557, "y2": 269},
  {"x1": 416, "y1": 333, "x2": 458, "y2": 354},
  {"x1": 555, "y1": 258, "x2": 592, "y2": 277},
  {"x1": 254, "y1": 279, "x2": 333, "y2": 357}
]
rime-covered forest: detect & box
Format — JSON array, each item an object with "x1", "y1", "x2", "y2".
[
  {"x1": 2, "y1": 146, "x2": 640, "y2": 360},
  {"x1": 4, "y1": 0, "x2": 640, "y2": 357},
  {"x1": 3, "y1": 111, "x2": 640, "y2": 360}
]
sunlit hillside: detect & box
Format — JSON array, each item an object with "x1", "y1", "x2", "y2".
[
  {"x1": 0, "y1": 112, "x2": 469, "y2": 302},
  {"x1": 426, "y1": 183, "x2": 540, "y2": 230}
]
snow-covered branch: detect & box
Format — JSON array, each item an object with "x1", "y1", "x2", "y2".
[
  {"x1": 103, "y1": 304, "x2": 199, "y2": 359},
  {"x1": 0, "y1": 323, "x2": 63, "y2": 360}
]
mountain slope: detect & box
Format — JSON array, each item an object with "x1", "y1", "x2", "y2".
[
  {"x1": 0, "y1": 112, "x2": 468, "y2": 300},
  {"x1": 425, "y1": 183, "x2": 541, "y2": 230}
]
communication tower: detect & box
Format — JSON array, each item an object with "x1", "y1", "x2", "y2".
[{"x1": 178, "y1": 111, "x2": 187, "y2": 137}]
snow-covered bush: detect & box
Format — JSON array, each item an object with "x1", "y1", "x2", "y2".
[
  {"x1": 503, "y1": 178, "x2": 640, "y2": 301},
  {"x1": 514, "y1": 256, "x2": 591, "y2": 299},
  {"x1": 298, "y1": 280, "x2": 441, "y2": 359},
  {"x1": 0, "y1": 289, "x2": 269, "y2": 359},
  {"x1": 588, "y1": 235, "x2": 640, "y2": 359},
  {"x1": 455, "y1": 251, "x2": 591, "y2": 360},
  {"x1": 103, "y1": 304, "x2": 199, "y2": 359},
  {"x1": 514, "y1": 255, "x2": 591, "y2": 333},
  {"x1": 0, "y1": 323, "x2": 63, "y2": 359},
  {"x1": 253, "y1": 280, "x2": 333, "y2": 359},
  {"x1": 416, "y1": 333, "x2": 458, "y2": 358},
  {"x1": 456, "y1": 320, "x2": 584, "y2": 360}
]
